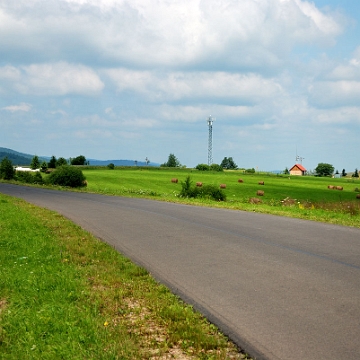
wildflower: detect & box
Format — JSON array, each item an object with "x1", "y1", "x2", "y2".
[{"x1": 104, "y1": 321, "x2": 109, "y2": 327}]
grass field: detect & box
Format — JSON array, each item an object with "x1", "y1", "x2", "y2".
[
  {"x1": 81, "y1": 167, "x2": 360, "y2": 228},
  {"x1": 1, "y1": 166, "x2": 359, "y2": 359},
  {"x1": 0, "y1": 193, "x2": 247, "y2": 359}
]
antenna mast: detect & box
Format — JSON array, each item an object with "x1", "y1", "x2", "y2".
[
  {"x1": 207, "y1": 115, "x2": 215, "y2": 165},
  {"x1": 296, "y1": 147, "x2": 304, "y2": 164}
]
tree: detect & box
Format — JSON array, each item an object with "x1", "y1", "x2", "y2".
[
  {"x1": 342, "y1": 169, "x2": 347, "y2": 177},
  {"x1": 30, "y1": 155, "x2": 40, "y2": 170},
  {"x1": 56, "y1": 157, "x2": 68, "y2": 167},
  {"x1": 161, "y1": 154, "x2": 180, "y2": 167},
  {"x1": 315, "y1": 163, "x2": 334, "y2": 177},
  {"x1": 70, "y1": 155, "x2": 87, "y2": 166},
  {"x1": 353, "y1": 168, "x2": 359, "y2": 178},
  {"x1": 0, "y1": 157, "x2": 15, "y2": 180},
  {"x1": 40, "y1": 161, "x2": 48, "y2": 172},
  {"x1": 284, "y1": 167, "x2": 290, "y2": 175},
  {"x1": 220, "y1": 157, "x2": 238, "y2": 169},
  {"x1": 48, "y1": 155, "x2": 57, "y2": 168}
]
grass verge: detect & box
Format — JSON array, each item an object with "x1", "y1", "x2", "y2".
[{"x1": 0, "y1": 193, "x2": 248, "y2": 359}]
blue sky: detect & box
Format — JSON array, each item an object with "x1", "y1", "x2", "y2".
[{"x1": 1, "y1": 0, "x2": 359, "y2": 172}]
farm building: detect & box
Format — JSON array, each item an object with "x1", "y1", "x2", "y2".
[{"x1": 289, "y1": 164, "x2": 306, "y2": 176}]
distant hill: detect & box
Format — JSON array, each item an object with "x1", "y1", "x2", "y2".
[
  {"x1": 88, "y1": 159, "x2": 159, "y2": 167},
  {"x1": 0, "y1": 147, "x2": 49, "y2": 166},
  {"x1": 0, "y1": 147, "x2": 159, "y2": 167}
]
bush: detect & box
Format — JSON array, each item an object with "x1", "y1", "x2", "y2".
[
  {"x1": 245, "y1": 168, "x2": 255, "y2": 174},
  {"x1": 48, "y1": 165, "x2": 87, "y2": 188},
  {"x1": 107, "y1": 163, "x2": 115, "y2": 170},
  {"x1": 179, "y1": 176, "x2": 226, "y2": 201},
  {"x1": 195, "y1": 164, "x2": 210, "y2": 171},
  {"x1": 0, "y1": 157, "x2": 15, "y2": 180},
  {"x1": 15, "y1": 171, "x2": 43, "y2": 184},
  {"x1": 197, "y1": 184, "x2": 226, "y2": 201},
  {"x1": 209, "y1": 164, "x2": 223, "y2": 172}
]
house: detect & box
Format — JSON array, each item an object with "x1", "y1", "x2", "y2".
[{"x1": 289, "y1": 163, "x2": 306, "y2": 176}]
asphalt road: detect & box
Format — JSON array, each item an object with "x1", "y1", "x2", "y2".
[{"x1": 1, "y1": 183, "x2": 360, "y2": 360}]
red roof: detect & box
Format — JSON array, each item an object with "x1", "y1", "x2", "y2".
[{"x1": 290, "y1": 163, "x2": 306, "y2": 171}]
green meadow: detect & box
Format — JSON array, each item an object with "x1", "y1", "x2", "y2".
[{"x1": 82, "y1": 167, "x2": 360, "y2": 228}]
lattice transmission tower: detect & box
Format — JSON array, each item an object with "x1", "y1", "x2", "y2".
[{"x1": 207, "y1": 115, "x2": 215, "y2": 165}]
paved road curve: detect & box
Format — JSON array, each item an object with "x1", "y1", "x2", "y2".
[{"x1": 1, "y1": 183, "x2": 360, "y2": 360}]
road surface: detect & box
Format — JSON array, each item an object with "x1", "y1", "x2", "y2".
[{"x1": 1, "y1": 183, "x2": 360, "y2": 360}]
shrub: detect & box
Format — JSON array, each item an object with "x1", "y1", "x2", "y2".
[
  {"x1": 48, "y1": 165, "x2": 87, "y2": 188},
  {"x1": 209, "y1": 163, "x2": 223, "y2": 172},
  {"x1": 107, "y1": 163, "x2": 115, "y2": 170},
  {"x1": 179, "y1": 176, "x2": 226, "y2": 201},
  {"x1": 15, "y1": 171, "x2": 43, "y2": 184},
  {"x1": 0, "y1": 157, "x2": 15, "y2": 180},
  {"x1": 195, "y1": 164, "x2": 210, "y2": 171},
  {"x1": 198, "y1": 184, "x2": 226, "y2": 201}
]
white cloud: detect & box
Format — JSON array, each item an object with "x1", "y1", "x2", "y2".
[
  {"x1": 309, "y1": 80, "x2": 360, "y2": 108},
  {"x1": 315, "y1": 107, "x2": 360, "y2": 125},
  {"x1": 18, "y1": 62, "x2": 104, "y2": 96},
  {"x1": 0, "y1": 62, "x2": 104, "y2": 96},
  {"x1": 0, "y1": 0, "x2": 344, "y2": 70},
  {"x1": 2, "y1": 103, "x2": 32, "y2": 112},
  {"x1": 105, "y1": 69, "x2": 283, "y2": 104},
  {"x1": 328, "y1": 47, "x2": 360, "y2": 81},
  {"x1": 0, "y1": 65, "x2": 21, "y2": 80}
]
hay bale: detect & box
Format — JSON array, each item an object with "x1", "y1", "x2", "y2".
[
  {"x1": 196, "y1": 182, "x2": 203, "y2": 187},
  {"x1": 336, "y1": 186, "x2": 343, "y2": 190},
  {"x1": 256, "y1": 190, "x2": 264, "y2": 196},
  {"x1": 220, "y1": 184, "x2": 226, "y2": 189},
  {"x1": 328, "y1": 185, "x2": 334, "y2": 189},
  {"x1": 249, "y1": 197, "x2": 261, "y2": 204},
  {"x1": 171, "y1": 178, "x2": 178, "y2": 183},
  {"x1": 258, "y1": 181, "x2": 264, "y2": 185},
  {"x1": 238, "y1": 179, "x2": 243, "y2": 183}
]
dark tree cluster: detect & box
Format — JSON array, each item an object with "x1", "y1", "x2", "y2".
[
  {"x1": 220, "y1": 157, "x2": 238, "y2": 170},
  {"x1": 161, "y1": 154, "x2": 181, "y2": 167}
]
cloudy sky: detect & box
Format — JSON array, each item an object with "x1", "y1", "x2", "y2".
[{"x1": 1, "y1": 0, "x2": 359, "y2": 171}]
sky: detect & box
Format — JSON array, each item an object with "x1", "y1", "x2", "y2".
[{"x1": 0, "y1": 0, "x2": 359, "y2": 172}]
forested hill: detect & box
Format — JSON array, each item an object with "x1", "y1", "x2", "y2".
[
  {"x1": 0, "y1": 148, "x2": 159, "y2": 167},
  {"x1": 0, "y1": 147, "x2": 38, "y2": 165}
]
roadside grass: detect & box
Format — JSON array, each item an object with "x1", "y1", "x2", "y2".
[
  {"x1": 0, "y1": 193, "x2": 247, "y2": 359},
  {"x1": 79, "y1": 168, "x2": 360, "y2": 228}
]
